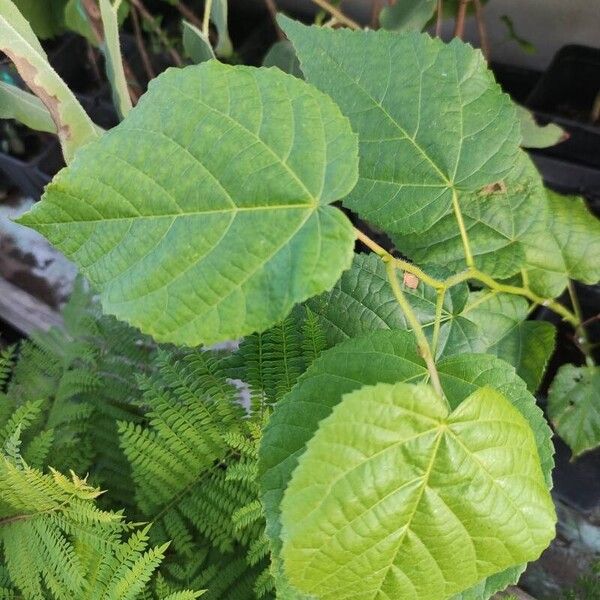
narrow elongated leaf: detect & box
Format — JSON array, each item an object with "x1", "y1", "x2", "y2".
[
  {"x1": 379, "y1": 0, "x2": 437, "y2": 31},
  {"x1": 546, "y1": 191, "x2": 600, "y2": 285},
  {"x1": 0, "y1": 0, "x2": 99, "y2": 162},
  {"x1": 259, "y1": 330, "x2": 554, "y2": 599},
  {"x1": 99, "y1": 0, "x2": 132, "y2": 119},
  {"x1": 281, "y1": 382, "x2": 555, "y2": 600},
  {"x1": 517, "y1": 106, "x2": 566, "y2": 149},
  {"x1": 210, "y1": 0, "x2": 232, "y2": 57},
  {"x1": 19, "y1": 63, "x2": 358, "y2": 346},
  {"x1": 548, "y1": 364, "x2": 600, "y2": 457},
  {"x1": 182, "y1": 20, "x2": 215, "y2": 64},
  {"x1": 280, "y1": 17, "x2": 520, "y2": 236},
  {"x1": 0, "y1": 81, "x2": 56, "y2": 133}
]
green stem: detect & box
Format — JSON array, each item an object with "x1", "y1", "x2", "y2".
[
  {"x1": 432, "y1": 288, "x2": 445, "y2": 357},
  {"x1": 355, "y1": 227, "x2": 581, "y2": 334},
  {"x1": 385, "y1": 259, "x2": 445, "y2": 401},
  {"x1": 568, "y1": 281, "x2": 596, "y2": 367},
  {"x1": 354, "y1": 228, "x2": 444, "y2": 290},
  {"x1": 451, "y1": 189, "x2": 475, "y2": 268},
  {"x1": 203, "y1": 0, "x2": 213, "y2": 38}
]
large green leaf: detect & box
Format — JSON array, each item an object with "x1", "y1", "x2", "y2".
[
  {"x1": 19, "y1": 62, "x2": 358, "y2": 346},
  {"x1": 280, "y1": 382, "x2": 555, "y2": 600},
  {"x1": 546, "y1": 191, "x2": 600, "y2": 285},
  {"x1": 379, "y1": 0, "x2": 437, "y2": 31},
  {"x1": 0, "y1": 0, "x2": 99, "y2": 162},
  {"x1": 279, "y1": 18, "x2": 575, "y2": 297},
  {"x1": 259, "y1": 330, "x2": 554, "y2": 599},
  {"x1": 548, "y1": 364, "x2": 600, "y2": 457},
  {"x1": 279, "y1": 17, "x2": 520, "y2": 236}
]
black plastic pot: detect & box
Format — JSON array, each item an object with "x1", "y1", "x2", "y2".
[
  {"x1": 0, "y1": 134, "x2": 62, "y2": 199},
  {"x1": 491, "y1": 61, "x2": 543, "y2": 105},
  {"x1": 526, "y1": 45, "x2": 600, "y2": 195}
]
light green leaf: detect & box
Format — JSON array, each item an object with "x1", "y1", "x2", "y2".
[
  {"x1": 0, "y1": 0, "x2": 100, "y2": 163},
  {"x1": 0, "y1": 81, "x2": 56, "y2": 133},
  {"x1": 306, "y1": 253, "x2": 469, "y2": 347},
  {"x1": 10, "y1": 0, "x2": 65, "y2": 42},
  {"x1": 548, "y1": 364, "x2": 600, "y2": 457},
  {"x1": 19, "y1": 62, "x2": 358, "y2": 346},
  {"x1": 210, "y1": 0, "x2": 232, "y2": 58},
  {"x1": 259, "y1": 330, "x2": 554, "y2": 599},
  {"x1": 546, "y1": 191, "x2": 600, "y2": 285},
  {"x1": 517, "y1": 106, "x2": 566, "y2": 149},
  {"x1": 99, "y1": 0, "x2": 132, "y2": 119},
  {"x1": 466, "y1": 292, "x2": 555, "y2": 392},
  {"x1": 379, "y1": 0, "x2": 437, "y2": 32},
  {"x1": 279, "y1": 16, "x2": 520, "y2": 236},
  {"x1": 263, "y1": 40, "x2": 303, "y2": 79},
  {"x1": 280, "y1": 382, "x2": 555, "y2": 600},
  {"x1": 63, "y1": 0, "x2": 129, "y2": 45},
  {"x1": 182, "y1": 19, "x2": 215, "y2": 64}
]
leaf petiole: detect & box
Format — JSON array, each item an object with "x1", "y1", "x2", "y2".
[{"x1": 385, "y1": 259, "x2": 445, "y2": 402}]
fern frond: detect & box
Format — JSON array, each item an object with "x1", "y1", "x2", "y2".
[
  {"x1": 0, "y1": 448, "x2": 201, "y2": 600},
  {"x1": 301, "y1": 306, "x2": 326, "y2": 363},
  {"x1": 253, "y1": 566, "x2": 275, "y2": 599},
  {"x1": 0, "y1": 347, "x2": 15, "y2": 390}
]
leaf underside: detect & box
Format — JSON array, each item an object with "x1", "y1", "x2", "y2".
[{"x1": 19, "y1": 62, "x2": 359, "y2": 346}]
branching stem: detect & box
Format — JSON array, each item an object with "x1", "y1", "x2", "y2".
[
  {"x1": 354, "y1": 228, "x2": 587, "y2": 360},
  {"x1": 385, "y1": 260, "x2": 445, "y2": 401},
  {"x1": 451, "y1": 189, "x2": 474, "y2": 268}
]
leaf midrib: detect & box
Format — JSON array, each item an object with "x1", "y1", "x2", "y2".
[
  {"x1": 29, "y1": 200, "x2": 314, "y2": 226},
  {"x1": 310, "y1": 38, "x2": 451, "y2": 187}
]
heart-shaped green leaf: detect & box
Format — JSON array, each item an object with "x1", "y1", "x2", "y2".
[
  {"x1": 259, "y1": 330, "x2": 554, "y2": 599},
  {"x1": 281, "y1": 382, "x2": 555, "y2": 600},
  {"x1": 19, "y1": 62, "x2": 358, "y2": 346}
]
